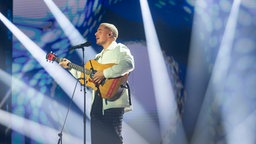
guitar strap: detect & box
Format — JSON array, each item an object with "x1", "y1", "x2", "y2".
[
  {"x1": 126, "y1": 82, "x2": 132, "y2": 106},
  {"x1": 89, "y1": 60, "x2": 96, "y2": 73},
  {"x1": 121, "y1": 82, "x2": 132, "y2": 106}
]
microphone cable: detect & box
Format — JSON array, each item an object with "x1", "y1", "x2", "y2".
[{"x1": 57, "y1": 79, "x2": 80, "y2": 144}]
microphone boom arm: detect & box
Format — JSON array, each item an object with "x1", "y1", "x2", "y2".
[{"x1": 69, "y1": 42, "x2": 91, "y2": 50}]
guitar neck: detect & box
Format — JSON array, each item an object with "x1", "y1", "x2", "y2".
[
  {"x1": 68, "y1": 63, "x2": 85, "y2": 72},
  {"x1": 55, "y1": 57, "x2": 85, "y2": 72}
]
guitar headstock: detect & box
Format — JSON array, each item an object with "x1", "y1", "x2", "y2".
[{"x1": 46, "y1": 51, "x2": 57, "y2": 62}]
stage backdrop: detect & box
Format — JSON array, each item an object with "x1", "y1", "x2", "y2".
[{"x1": 9, "y1": 0, "x2": 192, "y2": 143}]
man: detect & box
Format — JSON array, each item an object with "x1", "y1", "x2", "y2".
[{"x1": 59, "y1": 23, "x2": 135, "y2": 144}]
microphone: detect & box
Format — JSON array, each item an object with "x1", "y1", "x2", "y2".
[{"x1": 69, "y1": 42, "x2": 92, "y2": 50}]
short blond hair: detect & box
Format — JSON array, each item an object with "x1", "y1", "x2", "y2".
[{"x1": 100, "y1": 23, "x2": 118, "y2": 39}]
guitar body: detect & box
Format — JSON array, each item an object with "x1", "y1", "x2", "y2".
[
  {"x1": 80, "y1": 60, "x2": 128, "y2": 100},
  {"x1": 46, "y1": 52, "x2": 128, "y2": 101}
]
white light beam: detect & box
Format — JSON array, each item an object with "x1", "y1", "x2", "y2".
[
  {"x1": 44, "y1": 0, "x2": 96, "y2": 61},
  {"x1": 139, "y1": 0, "x2": 187, "y2": 143}
]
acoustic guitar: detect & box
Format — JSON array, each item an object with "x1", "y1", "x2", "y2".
[{"x1": 46, "y1": 52, "x2": 128, "y2": 101}]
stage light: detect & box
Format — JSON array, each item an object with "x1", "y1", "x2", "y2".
[
  {"x1": 0, "y1": 69, "x2": 84, "y2": 142},
  {"x1": 0, "y1": 12, "x2": 90, "y2": 113},
  {"x1": 188, "y1": 0, "x2": 256, "y2": 143},
  {"x1": 44, "y1": 0, "x2": 96, "y2": 61},
  {"x1": 139, "y1": 0, "x2": 187, "y2": 143},
  {"x1": 0, "y1": 14, "x2": 93, "y2": 143},
  {"x1": 0, "y1": 109, "x2": 83, "y2": 143}
]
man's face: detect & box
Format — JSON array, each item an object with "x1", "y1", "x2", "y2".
[{"x1": 95, "y1": 25, "x2": 111, "y2": 46}]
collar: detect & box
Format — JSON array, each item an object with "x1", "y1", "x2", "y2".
[
  {"x1": 96, "y1": 41, "x2": 118, "y2": 59},
  {"x1": 105, "y1": 41, "x2": 117, "y2": 51}
]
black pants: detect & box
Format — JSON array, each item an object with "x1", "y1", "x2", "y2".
[{"x1": 90, "y1": 92, "x2": 124, "y2": 144}]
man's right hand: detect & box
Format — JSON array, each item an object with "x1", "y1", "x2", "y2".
[{"x1": 59, "y1": 58, "x2": 71, "y2": 69}]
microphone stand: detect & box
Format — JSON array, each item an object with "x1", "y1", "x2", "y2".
[
  {"x1": 81, "y1": 47, "x2": 87, "y2": 144},
  {"x1": 68, "y1": 43, "x2": 90, "y2": 144},
  {"x1": 57, "y1": 133, "x2": 62, "y2": 144}
]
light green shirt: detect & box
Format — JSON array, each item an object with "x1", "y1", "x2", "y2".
[{"x1": 70, "y1": 41, "x2": 135, "y2": 113}]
